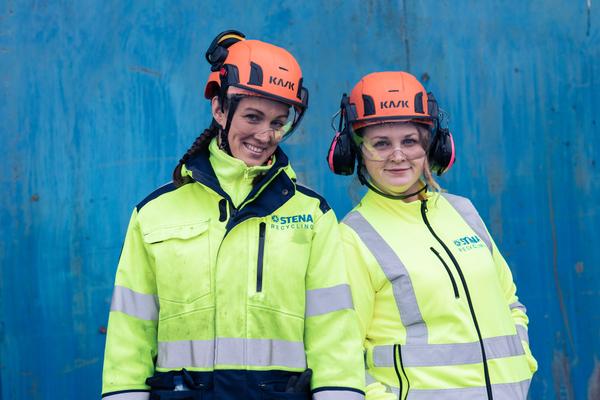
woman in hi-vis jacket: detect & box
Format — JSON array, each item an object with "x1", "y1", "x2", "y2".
[
  {"x1": 101, "y1": 30, "x2": 365, "y2": 400},
  {"x1": 326, "y1": 71, "x2": 537, "y2": 399}
]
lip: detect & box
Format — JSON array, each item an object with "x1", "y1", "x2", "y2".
[{"x1": 384, "y1": 167, "x2": 411, "y2": 175}]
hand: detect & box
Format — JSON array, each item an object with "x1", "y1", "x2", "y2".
[
  {"x1": 365, "y1": 382, "x2": 396, "y2": 400},
  {"x1": 285, "y1": 369, "x2": 312, "y2": 393}
]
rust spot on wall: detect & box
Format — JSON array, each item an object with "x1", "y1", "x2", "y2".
[
  {"x1": 31, "y1": 194, "x2": 39, "y2": 202},
  {"x1": 575, "y1": 261, "x2": 584, "y2": 275}
]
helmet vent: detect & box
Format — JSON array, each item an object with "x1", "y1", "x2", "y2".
[
  {"x1": 362, "y1": 95, "x2": 376, "y2": 116},
  {"x1": 248, "y1": 62, "x2": 263, "y2": 86},
  {"x1": 388, "y1": 89, "x2": 399, "y2": 92},
  {"x1": 278, "y1": 66, "x2": 289, "y2": 71},
  {"x1": 414, "y1": 92, "x2": 424, "y2": 113}
]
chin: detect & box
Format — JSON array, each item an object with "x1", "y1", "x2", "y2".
[
  {"x1": 382, "y1": 179, "x2": 413, "y2": 191},
  {"x1": 242, "y1": 156, "x2": 267, "y2": 166},
  {"x1": 232, "y1": 148, "x2": 269, "y2": 166}
]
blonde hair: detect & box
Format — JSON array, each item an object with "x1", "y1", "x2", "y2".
[{"x1": 414, "y1": 124, "x2": 442, "y2": 194}]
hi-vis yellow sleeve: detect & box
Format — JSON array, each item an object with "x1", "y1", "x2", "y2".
[{"x1": 102, "y1": 209, "x2": 158, "y2": 397}]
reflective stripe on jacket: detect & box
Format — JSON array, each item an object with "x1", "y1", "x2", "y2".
[
  {"x1": 341, "y1": 190, "x2": 537, "y2": 400},
  {"x1": 102, "y1": 146, "x2": 365, "y2": 400}
]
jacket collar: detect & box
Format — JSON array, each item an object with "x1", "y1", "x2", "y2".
[{"x1": 185, "y1": 146, "x2": 296, "y2": 232}]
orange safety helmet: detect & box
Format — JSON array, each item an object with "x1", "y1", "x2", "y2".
[
  {"x1": 347, "y1": 71, "x2": 433, "y2": 130},
  {"x1": 204, "y1": 30, "x2": 308, "y2": 116}
]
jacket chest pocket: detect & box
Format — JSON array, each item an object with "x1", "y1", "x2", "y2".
[{"x1": 144, "y1": 221, "x2": 211, "y2": 303}]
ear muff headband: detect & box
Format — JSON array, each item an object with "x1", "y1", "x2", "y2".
[{"x1": 205, "y1": 30, "x2": 246, "y2": 72}]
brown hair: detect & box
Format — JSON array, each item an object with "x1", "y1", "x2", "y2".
[{"x1": 172, "y1": 120, "x2": 220, "y2": 187}]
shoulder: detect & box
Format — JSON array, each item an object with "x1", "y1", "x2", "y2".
[
  {"x1": 439, "y1": 192, "x2": 494, "y2": 252},
  {"x1": 135, "y1": 182, "x2": 179, "y2": 212},
  {"x1": 293, "y1": 181, "x2": 331, "y2": 214},
  {"x1": 439, "y1": 192, "x2": 480, "y2": 215}
]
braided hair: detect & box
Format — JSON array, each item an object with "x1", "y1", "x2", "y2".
[{"x1": 172, "y1": 120, "x2": 220, "y2": 187}]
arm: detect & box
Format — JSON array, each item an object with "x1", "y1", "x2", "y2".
[
  {"x1": 304, "y1": 209, "x2": 365, "y2": 400},
  {"x1": 102, "y1": 209, "x2": 158, "y2": 399},
  {"x1": 489, "y1": 234, "x2": 538, "y2": 376},
  {"x1": 340, "y1": 223, "x2": 396, "y2": 400}
]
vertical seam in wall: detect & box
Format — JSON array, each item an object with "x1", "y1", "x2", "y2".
[{"x1": 401, "y1": 0, "x2": 411, "y2": 71}]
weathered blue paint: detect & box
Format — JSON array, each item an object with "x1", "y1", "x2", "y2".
[{"x1": 0, "y1": 1, "x2": 598, "y2": 399}]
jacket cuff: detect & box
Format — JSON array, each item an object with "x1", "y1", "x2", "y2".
[{"x1": 313, "y1": 387, "x2": 365, "y2": 400}]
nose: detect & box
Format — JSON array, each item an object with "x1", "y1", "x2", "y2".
[
  {"x1": 389, "y1": 147, "x2": 407, "y2": 162},
  {"x1": 254, "y1": 127, "x2": 275, "y2": 143}
]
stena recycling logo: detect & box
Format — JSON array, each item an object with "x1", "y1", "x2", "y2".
[
  {"x1": 453, "y1": 235, "x2": 486, "y2": 253},
  {"x1": 271, "y1": 214, "x2": 314, "y2": 230}
]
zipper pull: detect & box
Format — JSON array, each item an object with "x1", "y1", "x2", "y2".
[{"x1": 218, "y1": 198, "x2": 227, "y2": 222}]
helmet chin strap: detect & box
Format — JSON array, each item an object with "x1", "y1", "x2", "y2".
[
  {"x1": 357, "y1": 164, "x2": 428, "y2": 200},
  {"x1": 217, "y1": 95, "x2": 241, "y2": 155}
]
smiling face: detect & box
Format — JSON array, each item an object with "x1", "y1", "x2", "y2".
[
  {"x1": 212, "y1": 95, "x2": 291, "y2": 166},
  {"x1": 360, "y1": 122, "x2": 428, "y2": 198}
]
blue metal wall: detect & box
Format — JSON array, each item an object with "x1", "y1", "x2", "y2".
[{"x1": 1, "y1": 1, "x2": 598, "y2": 398}]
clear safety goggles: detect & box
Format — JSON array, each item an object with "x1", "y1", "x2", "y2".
[
  {"x1": 356, "y1": 134, "x2": 426, "y2": 162},
  {"x1": 233, "y1": 106, "x2": 300, "y2": 142},
  {"x1": 228, "y1": 90, "x2": 307, "y2": 142}
]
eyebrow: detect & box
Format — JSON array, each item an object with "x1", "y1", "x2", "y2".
[
  {"x1": 242, "y1": 107, "x2": 288, "y2": 120},
  {"x1": 243, "y1": 107, "x2": 265, "y2": 116},
  {"x1": 370, "y1": 132, "x2": 418, "y2": 140}
]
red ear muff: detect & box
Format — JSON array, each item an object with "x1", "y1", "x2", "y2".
[
  {"x1": 428, "y1": 127, "x2": 455, "y2": 176},
  {"x1": 327, "y1": 132, "x2": 341, "y2": 172}
]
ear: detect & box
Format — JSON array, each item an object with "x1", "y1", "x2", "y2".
[{"x1": 211, "y1": 96, "x2": 226, "y2": 128}]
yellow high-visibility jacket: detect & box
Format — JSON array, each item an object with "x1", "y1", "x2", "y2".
[
  {"x1": 341, "y1": 190, "x2": 537, "y2": 400},
  {"x1": 102, "y1": 141, "x2": 365, "y2": 400}
]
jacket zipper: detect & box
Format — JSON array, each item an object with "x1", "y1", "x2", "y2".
[
  {"x1": 256, "y1": 222, "x2": 266, "y2": 292},
  {"x1": 430, "y1": 247, "x2": 460, "y2": 298},
  {"x1": 393, "y1": 344, "x2": 409, "y2": 400},
  {"x1": 420, "y1": 200, "x2": 493, "y2": 400}
]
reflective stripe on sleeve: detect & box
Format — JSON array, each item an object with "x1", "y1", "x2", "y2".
[
  {"x1": 515, "y1": 324, "x2": 530, "y2": 344},
  {"x1": 407, "y1": 379, "x2": 530, "y2": 400},
  {"x1": 343, "y1": 211, "x2": 427, "y2": 344},
  {"x1": 441, "y1": 193, "x2": 492, "y2": 254},
  {"x1": 313, "y1": 390, "x2": 365, "y2": 400},
  {"x1": 102, "y1": 392, "x2": 150, "y2": 400},
  {"x1": 110, "y1": 285, "x2": 158, "y2": 321},
  {"x1": 372, "y1": 334, "x2": 524, "y2": 367},
  {"x1": 509, "y1": 301, "x2": 527, "y2": 314},
  {"x1": 157, "y1": 338, "x2": 306, "y2": 369},
  {"x1": 305, "y1": 284, "x2": 354, "y2": 317}
]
